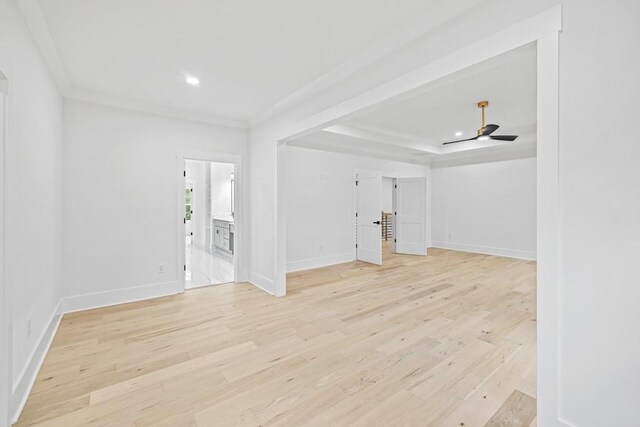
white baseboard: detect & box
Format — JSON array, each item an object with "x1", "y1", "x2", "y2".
[
  {"x1": 248, "y1": 271, "x2": 276, "y2": 296},
  {"x1": 11, "y1": 300, "x2": 63, "y2": 424},
  {"x1": 7, "y1": 267, "x2": 310, "y2": 423},
  {"x1": 286, "y1": 252, "x2": 354, "y2": 273},
  {"x1": 11, "y1": 280, "x2": 182, "y2": 423},
  {"x1": 429, "y1": 241, "x2": 536, "y2": 261},
  {"x1": 61, "y1": 280, "x2": 182, "y2": 314}
]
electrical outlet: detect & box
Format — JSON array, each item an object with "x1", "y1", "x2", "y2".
[
  {"x1": 26, "y1": 318, "x2": 32, "y2": 337},
  {"x1": 158, "y1": 263, "x2": 165, "y2": 274}
]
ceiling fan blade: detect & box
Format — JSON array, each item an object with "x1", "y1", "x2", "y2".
[
  {"x1": 442, "y1": 136, "x2": 478, "y2": 145},
  {"x1": 482, "y1": 124, "x2": 499, "y2": 135},
  {"x1": 490, "y1": 135, "x2": 518, "y2": 141}
]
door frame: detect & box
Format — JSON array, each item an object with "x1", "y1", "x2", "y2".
[
  {"x1": 0, "y1": 68, "x2": 9, "y2": 427},
  {"x1": 176, "y1": 149, "x2": 245, "y2": 290},
  {"x1": 274, "y1": 6, "x2": 561, "y2": 423}
]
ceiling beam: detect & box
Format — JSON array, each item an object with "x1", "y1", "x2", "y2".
[
  {"x1": 248, "y1": 0, "x2": 485, "y2": 127},
  {"x1": 289, "y1": 138, "x2": 428, "y2": 166}
]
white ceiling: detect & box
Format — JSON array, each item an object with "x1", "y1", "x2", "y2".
[
  {"x1": 292, "y1": 43, "x2": 537, "y2": 165},
  {"x1": 33, "y1": 0, "x2": 484, "y2": 124}
]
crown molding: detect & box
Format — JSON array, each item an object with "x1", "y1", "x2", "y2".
[
  {"x1": 431, "y1": 139, "x2": 537, "y2": 168},
  {"x1": 65, "y1": 88, "x2": 248, "y2": 129},
  {"x1": 17, "y1": 0, "x2": 71, "y2": 94},
  {"x1": 18, "y1": 0, "x2": 488, "y2": 132},
  {"x1": 17, "y1": 0, "x2": 248, "y2": 129},
  {"x1": 300, "y1": 122, "x2": 536, "y2": 164}
]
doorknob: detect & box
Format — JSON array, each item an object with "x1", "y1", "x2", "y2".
[{"x1": 373, "y1": 220, "x2": 381, "y2": 225}]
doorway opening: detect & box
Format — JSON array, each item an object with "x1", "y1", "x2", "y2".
[
  {"x1": 381, "y1": 177, "x2": 394, "y2": 261},
  {"x1": 355, "y1": 170, "x2": 427, "y2": 266},
  {"x1": 275, "y1": 6, "x2": 558, "y2": 422},
  {"x1": 183, "y1": 160, "x2": 235, "y2": 289}
]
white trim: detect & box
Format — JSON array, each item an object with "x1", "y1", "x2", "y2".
[
  {"x1": 287, "y1": 253, "x2": 354, "y2": 273},
  {"x1": 289, "y1": 138, "x2": 428, "y2": 166},
  {"x1": 16, "y1": 0, "x2": 71, "y2": 94},
  {"x1": 10, "y1": 301, "x2": 62, "y2": 425},
  {"x1": 66, "y1": 89, "x2": 247, "y2": 129},
  {"x1": 248, "y1": 272, "x2": 276, "y2": 296},
  {"x1": 16, "y1": 0, "x2": 248, "y2": 130},
  {"x1": 0, "y1": 72, "x2": 9, "y2": 427},
  {"x1": 323, "y1": 124, "x2": 440, "y2": 155},
  {"x1": 430, "y1": 142, "x2": 537, "y2": 168},
  {"x1": 17, "y1": 0, "x2": 488, "y2": 132},
  {"x1": 274, "y1": 5, "x2": 561, "y2": 423},
  {"x1": 249, "y1": 1, "x2": 485, "y2": 127},
  {"x1": 557, "y1": 417, "x2": 576, "y2": 427},
  {"x1": 429, "y1": 241, "x2": 536, "y2": 261},
  {"x1": 536, "y1": 29, "x2": 561, "y2": 426},
  {"x1": 275, "y1": 6, "x2": 561, "y2": 143},
  {"x1": 60, "y1": 281, "x2": 181, "y2": 314},
  {"x1": 176, "y1": 149, "x2": 242, "y2": 165},
  {"x1": 273, "y1": 142, "x2": 287, "y2": 297}
]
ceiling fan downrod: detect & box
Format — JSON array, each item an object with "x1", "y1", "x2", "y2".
[{"x1": 477, "y1": 100, "x2": 489, "y2": 136}]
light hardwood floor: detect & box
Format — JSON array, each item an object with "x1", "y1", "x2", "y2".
[{"x1": 16, "y1": 244, "x2": 536, "y2": 426}]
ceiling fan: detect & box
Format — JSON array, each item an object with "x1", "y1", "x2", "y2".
[{"x1": 443, "y1": 101, "x2": 518, "y2": 145}]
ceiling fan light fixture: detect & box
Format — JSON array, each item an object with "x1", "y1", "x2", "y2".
[{"x1": 442, "y1": 100, "x2": 519, "y2": 145}]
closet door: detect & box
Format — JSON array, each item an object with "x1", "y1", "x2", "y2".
[
  {"x1": 356, "y1": 170, "x2": 382, "y2": 265},
  {"x1": 393, "y1": 177, "x2": 426, "y2": 256}
]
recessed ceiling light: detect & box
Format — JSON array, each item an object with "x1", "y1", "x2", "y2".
[
  {"x1": 185, "y1": 76, "x2": 200, "y2": 86},
  {"x1": 455, "y1": 131, "x2": 463, "y2": 137},
  {"x1": 478, "y1": 135, "x2": 490, "y2": 141}
]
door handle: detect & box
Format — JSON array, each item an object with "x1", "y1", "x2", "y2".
[{"x1": 373, "y1": 221, "x2": 381, "y2": 225}]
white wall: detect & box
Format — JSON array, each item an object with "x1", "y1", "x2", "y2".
[
  {"x1": 0, "y1": 0, "x2": 63, "y2": 420},
  {"x1": 247, "y1": 124, "x2": 278, "y2": 291},
  {"x1": 185, "y1": 160, "x2": 207, "y2": 248},
  {"x1": 0, "y1": 71, "x2": 7, "y2": 427},
  {"x1": 248, "y1": 2, "x2": 640, "y2": 424},
  {"x1": 285, "y1": 146, "x2": 430, "y2": 272},
  {"x1": 62, "y1": 100, "x2": 246, "y2": 308},
  {"x1": 555, "y1": 2, "x2": 640, "y2": 425},
  {"x1": 381, "y1": 177, "x2": 393, "y2": 213},
  {"x1": 431, "y1": 156, "x2": 536, "y2": 260},
  {"x1": 211, "y1": 162, "x2": 234, "y2": 219}
]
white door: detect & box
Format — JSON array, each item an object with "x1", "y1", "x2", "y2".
[
  {"x1": 356, "y1": 170, "x2": 382, "y2": 265},
  {"x1": 393, "y1": 177, "x2": 427, "y2": 256}
]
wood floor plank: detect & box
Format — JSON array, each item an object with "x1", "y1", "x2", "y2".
[
  {"x1": 16, "y1": 243, "x2": 536, "y2": 426},
  {"x1": 485, "y1": 390, "x2": 537, "y2": 427}
]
